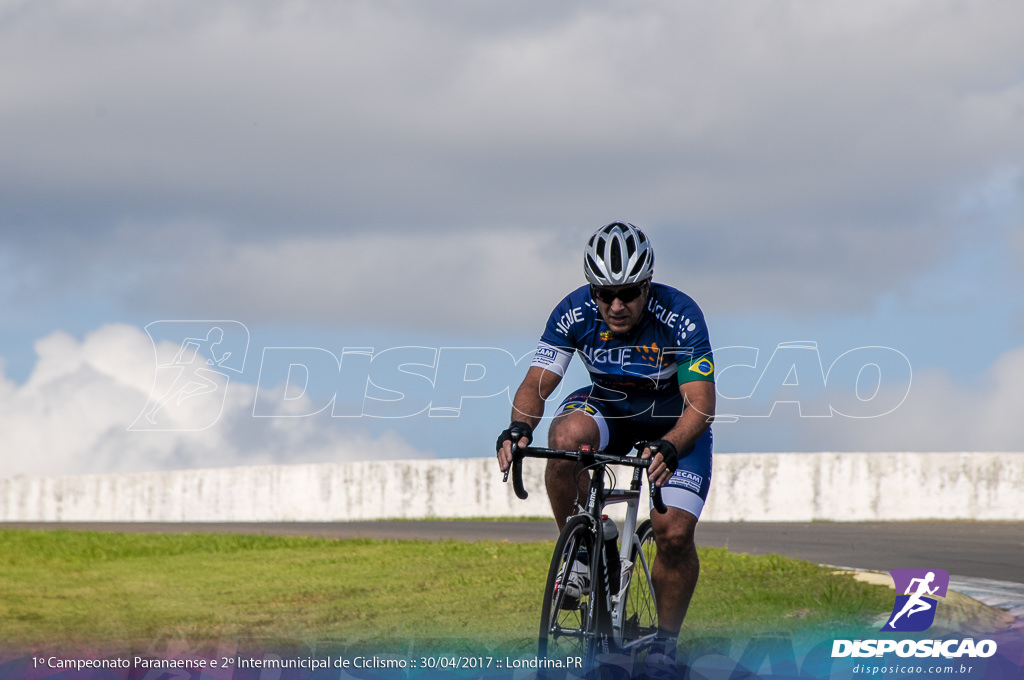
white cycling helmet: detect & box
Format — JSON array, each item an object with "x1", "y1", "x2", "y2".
[{"x1": 583, "y1": 222, "x2": 654, "y2": 286}]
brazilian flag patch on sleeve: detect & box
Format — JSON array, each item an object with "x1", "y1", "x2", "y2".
[{"x1": 678, "y1": 355, "x2": 715, "y2": 383}]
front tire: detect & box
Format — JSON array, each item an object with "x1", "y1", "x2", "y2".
[
  {"x1": 621, "y1": 519, "x2": 658, "y2": 647},
  {"x1": 539, "y1": 514, "x2": 600, "y2": 666}
]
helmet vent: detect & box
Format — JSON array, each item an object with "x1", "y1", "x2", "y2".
[
  {"x1": 629, "y1": 252, "x2": 649, "y2": 278},
  {"x1": 610, "y1": 237, "x2": 622, "y2": 271}
]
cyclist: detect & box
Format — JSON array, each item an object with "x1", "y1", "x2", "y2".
[{"x1": 496, "y1": 221, "x2": 715, "y2": 670}]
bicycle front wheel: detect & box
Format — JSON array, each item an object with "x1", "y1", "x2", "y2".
[
  {"x1": 539, "y1": 514, "x2": 599, "y2": 664},
  {"x1": 621, "y1": 518, "x2": 658, "y2": 647}
]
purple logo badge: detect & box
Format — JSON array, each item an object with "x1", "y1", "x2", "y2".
[{"x1": 881, "y1": 568, "x2": 950, "y2": 632}]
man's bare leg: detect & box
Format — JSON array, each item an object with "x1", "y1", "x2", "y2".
[
  {"x1": 649, "y1": 507, "x2": 700, "y2": 635},
  {"x1": 543, "y1": 410, "x2": 600, "y2": 530}
]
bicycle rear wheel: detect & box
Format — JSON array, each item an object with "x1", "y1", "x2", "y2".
[
  {"x1": 621, "y1": 519, "x2": 658, "y2": 648},
  {"x1": 539, "y1": 514, "x2": 600, "y2": 665}
]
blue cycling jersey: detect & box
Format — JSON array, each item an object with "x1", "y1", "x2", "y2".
[
  {"x1": 530, "y1": 282, "x2": 716, "y2": 517},
  {"x1": 530, "y1": 282, "x2": 715, "y2": 394}
]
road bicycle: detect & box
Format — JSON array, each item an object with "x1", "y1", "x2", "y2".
[{"x1": 505, "y1": 443, "x2": 668, "y2": 672}]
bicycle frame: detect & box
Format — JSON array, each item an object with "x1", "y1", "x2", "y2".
[
  {"x1": 602, "y1": 467, "x2": 658, "y2": 649},
  {"x1": 506, "y1": 444, "x2": 665, "y2": 652}
]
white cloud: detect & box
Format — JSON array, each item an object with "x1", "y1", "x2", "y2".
[
  {"x1": 0, "y1": 324, "x2": 432, "y2": 478},
  {"x1": 4, "y1": 325, "x2": 1022, "y2": 480},
  {"x1": 726, "y1": 345, "x2": 1024, "y2": 453},
  {"x1": 167, "y1": 230, "x2": 584, "y2": 329},
  {"x1": 3, "y1": 227, "x2": 587, "y2": 334}
]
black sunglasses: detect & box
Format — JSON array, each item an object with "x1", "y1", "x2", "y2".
[{"x1": 591, "y1": 281, "x2": 648, "y2": 304}]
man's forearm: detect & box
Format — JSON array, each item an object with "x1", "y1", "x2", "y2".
[
  {"x1": 510, "y1": 386, "x2": 546, "y2": 430},
  {"x1": 663, "y1": 409, "x2": 711, "y2": 453},
  {"x1": 509, "y1": 366, "x2": 560, "y2": 431},
  {"x1": 664, "y1": 383, "x2": 715, "y2": 453}
]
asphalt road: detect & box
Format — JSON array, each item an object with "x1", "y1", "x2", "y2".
[{"x1": 2, "y1": 520, "x2": 1021, "y2": 583}]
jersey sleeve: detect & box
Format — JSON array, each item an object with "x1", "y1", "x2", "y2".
[
  {"x1": 529, "y1": 289, "x2": 585, "y2": 377},
  {"x1": 678, "y1": 354, "x2": 715, "y2": 383},
  {"x1": 670, "y1": 298, "x2": 715, "y2": 384},
  {"x1": 530, "y1": 340, "x2": 573, "y2": 377}
]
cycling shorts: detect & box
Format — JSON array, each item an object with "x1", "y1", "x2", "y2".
[{"x1": 555, "y1": 385, "x2": 713, "y2": 519}]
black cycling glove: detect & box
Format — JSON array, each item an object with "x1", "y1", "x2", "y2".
[
  {"x1": 496, "y1": 421, "x2": 533, "y2": 453},
  {"x1": 647, "y1": 439, "x2": 680, "y2": 473}
]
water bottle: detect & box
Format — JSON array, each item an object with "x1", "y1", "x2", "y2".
[{"x1": 601, "y1": 516, "x2": 621, "y2": 595}]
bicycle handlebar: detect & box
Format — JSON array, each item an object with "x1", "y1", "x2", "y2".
[{"x1": 504, "y1": 444, "x2": 668, "y2": 514}]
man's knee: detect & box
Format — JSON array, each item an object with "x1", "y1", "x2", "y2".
[
  {"x1": 654, "y1": 510, "x2": 698, "y2": 561},
  {"x1": 547, "y1": 412, "x2": 599, "y2": 450}
]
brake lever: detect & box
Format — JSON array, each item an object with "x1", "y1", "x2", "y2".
[
  {"x1": 501, "y1": 444, "x2": 529, "y2": 499},
  {"x1": 501, "y1": 431, "x2": 522, "y2": 483},
  {"x1": 641, "y1": 441, "x2": 669, "y2": 514}
]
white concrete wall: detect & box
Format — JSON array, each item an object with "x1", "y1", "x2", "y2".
[
  {"x1": 701, "y1": 452, "x2": 1024, "y2": 521},
  {"x1": 1, "y1": 452, "x2": 1022, "y2": 523}
]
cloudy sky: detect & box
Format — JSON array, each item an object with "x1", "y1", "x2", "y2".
[{"x1": 2, "y1": 0, "x2": 1023, "y2": 477}]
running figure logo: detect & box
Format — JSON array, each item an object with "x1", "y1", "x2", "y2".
[
  {"x1": 130, "y1": 321, "x2": 250, "y2": 431},
  {"x1": 882, "y1": 568, "x2": 950, "y2": 632}
]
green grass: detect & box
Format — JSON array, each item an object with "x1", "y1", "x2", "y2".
[{"x1": 0, "y1": 530, "x2": 893, "y2": 653}]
